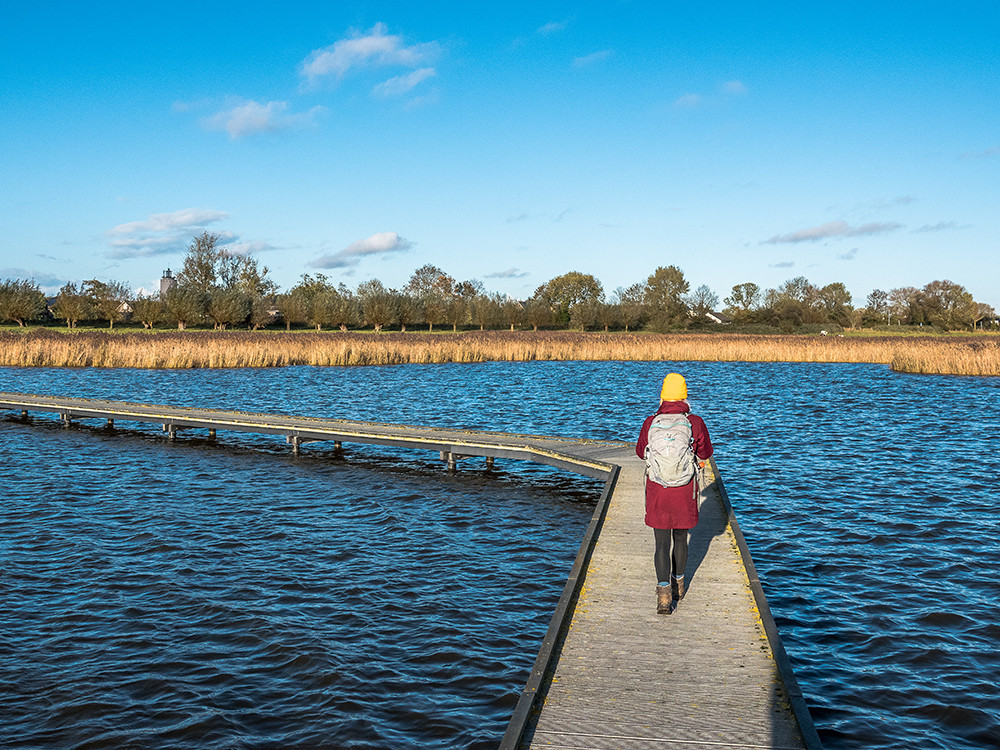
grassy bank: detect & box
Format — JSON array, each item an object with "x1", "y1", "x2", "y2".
[{"x1": 0, "y1": 330, "x2": 997, "y2": 376}]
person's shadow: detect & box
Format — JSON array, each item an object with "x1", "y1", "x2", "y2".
[{"x1": 683, "y1": 466, "x2": 730, "y2": 588}]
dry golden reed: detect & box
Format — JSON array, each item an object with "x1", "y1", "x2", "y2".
[{"x1": 1, "y1": 329, "x2": 998, "y2": 376}]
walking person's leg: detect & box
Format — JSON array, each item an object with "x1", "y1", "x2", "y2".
[
  {"x1": 671, "y1": 528, "x2": 688, "y2": 600},
  {"x1": 653, "y1": 528, "x2": 673, "y2": 614}
]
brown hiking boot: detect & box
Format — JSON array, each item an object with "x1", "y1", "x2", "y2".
[
  {"x1": 656, "y1": 585, "x2": 672, "y2": 614},
  {"x1": 672, "y1": 577, "x2": 686, "y2": 601}
]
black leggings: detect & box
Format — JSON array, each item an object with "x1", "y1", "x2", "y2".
[{"x1": 653, "y1": 528, "x2": 689, "y2": 583}]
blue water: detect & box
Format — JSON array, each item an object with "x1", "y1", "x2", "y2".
[{"x1": 2, "y1": 361, "x2": 999, "y2": 749}]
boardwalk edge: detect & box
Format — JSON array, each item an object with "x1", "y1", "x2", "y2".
[{"x1": 498, "y1": 465, "x2": 620, "y2": 750}]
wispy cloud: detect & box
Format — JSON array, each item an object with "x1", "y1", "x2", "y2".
[
  {"x1": 770, "y1": 261, "x2": 795, "y2": 268},
  {"x1": 485, "y1": 268, "x2": 529, "y2": 279},
  {"x1": 201, "y1": 100, "x2": 325, "y2": 139},
  {"x1": 537, "y1": 21, "x2": 568, "y2": 35},
  {"x1": 673, "y1": 93, "x2": 703, "y2": 109},
  {"x1": 373, "y1": 67, "x2": 437, "y2": 97},
  {"x1": 837, "y1": 248, "x2": 859, "y2": 260},
  {"x1": 106, "y1": 208, "x2": 231, "y2": 258},
  {"x1": 959, "y1": 146, "x2": 999, "y2": 159},
  {"x1": 764, "y1": 220, "x2": 903, "y2": 244},
  {"x1": 0, "y1": 268, "x2": 65, "y2": 288},
  {"x1": 913, "y1": 221, "x2": 960, "y2": 233},
  {"x1": 311, "y1": 232, "x2": 412, "y2": 269},
  {"x1": 301, "y1": 23, "x2": 439, "y2": 86},
  {"x1": 673, "y1": 80, "x2": 748, "y2": 110},
  {"x1": 227, "y1": 240, "x2": 278, "y2": 255},
  {"x1": 573, "y1": 50, "x2": 612, "y2": 68}
]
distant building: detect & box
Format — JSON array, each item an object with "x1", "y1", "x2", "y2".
[{"x1": 160, "y1": 269, "x2": 177, "y2": 297}]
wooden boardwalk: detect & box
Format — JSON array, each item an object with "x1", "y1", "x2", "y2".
[
  {"x1": 515, "y1": 445, "x2": 817, "y2": 749},
  {"x1": 0, "y1": 392, "x2": 821, "y2": 749}
]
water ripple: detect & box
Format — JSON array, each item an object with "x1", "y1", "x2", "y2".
[{"x1": 3, "y1": 361, "x2": 1000, "y2": 749}]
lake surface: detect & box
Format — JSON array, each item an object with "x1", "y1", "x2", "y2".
[{"x1": 2, "y1": 361, "x2": 999, "y2": 749}]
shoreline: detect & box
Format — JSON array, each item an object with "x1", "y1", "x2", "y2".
[{"x1": 1, "y1": 330, "x2": 997, "y2": 376}]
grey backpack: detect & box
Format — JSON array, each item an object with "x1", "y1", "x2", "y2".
[{"x1": 644, "y1": 413, "x2": 696, "y2": 487}]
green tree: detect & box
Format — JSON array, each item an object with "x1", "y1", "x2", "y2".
[
  {"x1": 525, "y1": 298, "x2": 556, "y2": 331},
  {"x1": 330, "y1": 286, "x2": 360, "y2": 331},
  {"x1": 222, "y1": 253, "x2": 278, "y2": 298},
  {"x1": 131, "y1": 295, "x2": 162, "y2": 329},
  {"x1": 52, "y1": 282, "x2": 91, "y2": 329},
  {"x1": 0, "y1": 279, "x2": 47, "y2": 327},
  {"x1": 206, "y1": 290, "x2": 249, "y2": 330},
  {"x1": 569, "y1": 300, "x2": 599, "y2": 330},
  {"x1": 470, "y1": 294, "x2": 501, "y2": 330},
  {"x1": 815, "y1": 282, "x2": 852, "y2": 327},
  {"x1": 596, "y1": 302, "x2": 619, "y2": 332},
  {"x1": 865, "y1": 289, "x2": 889, "y2": 325},
  {"x1": 723, "y1": 282, "x2": 761, "y2": 319},
  {"x1": 445, "y1": 295, "x2": 468, "y2": 331},
  {"x1": 177, "y1": 231, "x2": 225, "y2": 294},
  {"x1": 917, "y1": 280, "x2": 975, "y2": 330},
  {"x1": 84, "y1": 279, "x2": 131, "y2": 329},
  {"x1": 405, "y1": 265, "x2": 455, "y2": 331},
  {"x1": 357, "y1": 279, "x2": 397, "y2": 332},
  {"x1": 887, "y1": 286, "x2": 918, "y2": 325},
  {"x1": 687, "y1": 284, "x2": 720, "y2": 319},
  {"x1": 162, "y1": 287, "x2": 205, "y2": 330},
  {"x1": 500, "y1": 298, "x2": 524, "y2": 331},
  {"x1": 249, "y1": 297, "x2": 274, "y2": 330},
  {"x1": 643, "y1": 266, "x2": 689, "y2": 330},
  {"x1": 534, "y1": 271, "x2": 604, "y2": 324},
  {"x1": 612, "y1": 284, "x2": 646, "y2": 332},
  {"x1": 275, "y1": 292, "x2": 309, "y2": 330}
]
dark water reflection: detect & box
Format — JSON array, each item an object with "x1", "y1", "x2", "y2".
[{"x1": 2, "y1": 361, "x2": 999, "y2": 749}]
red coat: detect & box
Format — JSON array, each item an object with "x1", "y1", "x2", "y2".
[{"x1": 635, "y1": 400, "x2": 713, "y2": 530}]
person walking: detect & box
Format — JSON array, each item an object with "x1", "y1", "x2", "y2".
[{"x1": 635, "y1": 373, "x2": 713, "y2": 614}]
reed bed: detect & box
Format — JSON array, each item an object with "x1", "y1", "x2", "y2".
[{"x1": 1, "y1": 330, "x2": 998, "y2": 376}]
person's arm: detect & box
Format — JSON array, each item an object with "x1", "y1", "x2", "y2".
[
  {"x1": 690, "y1": 415, "x2": 713, "y2": 461},
  {"x1": 635, "y1": 414, "x2": 653, "y2": 459}
]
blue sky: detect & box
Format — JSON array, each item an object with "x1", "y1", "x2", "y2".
[{"x1": 2, "y1": 2, "x2": 998, "y2": 307}]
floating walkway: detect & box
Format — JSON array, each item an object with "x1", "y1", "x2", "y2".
[{"x1": 0, "y1": 392, "x2": 821, "y2": 750}]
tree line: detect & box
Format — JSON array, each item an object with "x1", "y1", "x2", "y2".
[{"x1": 1, "y1": 231, "x2": 996, "y2": 332}]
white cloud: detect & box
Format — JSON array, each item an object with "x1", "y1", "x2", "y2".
[
  {"x1": 227, "y1": 240, "x2": 277, "y2": 255},
  {"x1": 537, "y1": 21, "x2": 567, "y2": 35},
  {"x1": 201, "y1": 100, "x2": 325, "y2": 139},
  {"x1": 673, "y1": 93, "x2": 703, "y2": 109},
  {"x1": 109, "y1": 208, "x2": 228, "y2": 236},
  {"x1": 485, "y1": 268, "x2": 529, "y2": 279},
  {"x1": 0, "y1": 268, "x2": 65, "y2": 288},
  {"x1": 959, "y1": 146, "x2": 999, "y2": 159},
  {"x1": 722, "y1": 80, "x2": 748, "y2": 95},
  {"x1": 311, "y1": 232, "x2": 413, "y2": 269},
  {"x1": 301, "y1": 23, "x2": 439, "y2": 85},
  {"x1": 106, "y1": 208, "x2": 231, "y2": 258},
  {"x1": 764, "y1": 220, "x2": 903, "y2": 244},
  {"x1": 373, "y1": 67, "x2": 437, "y2": 97},
  {"x1": 770, "y1": 261, "x2": 795, "y2": 268},
  {"x1": 914, "y1": 221, "x2": 960, "y2": 233},
  {"x1": 838, "y1": 248, "x2": 859, "y2": 260},
  {"x1": 573, "y1": 50, "x2": 612, "y2": 68}
]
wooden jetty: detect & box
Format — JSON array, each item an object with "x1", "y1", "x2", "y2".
[{"x1": 0, "y1": 392, "x2": 822, "y2": 749}]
